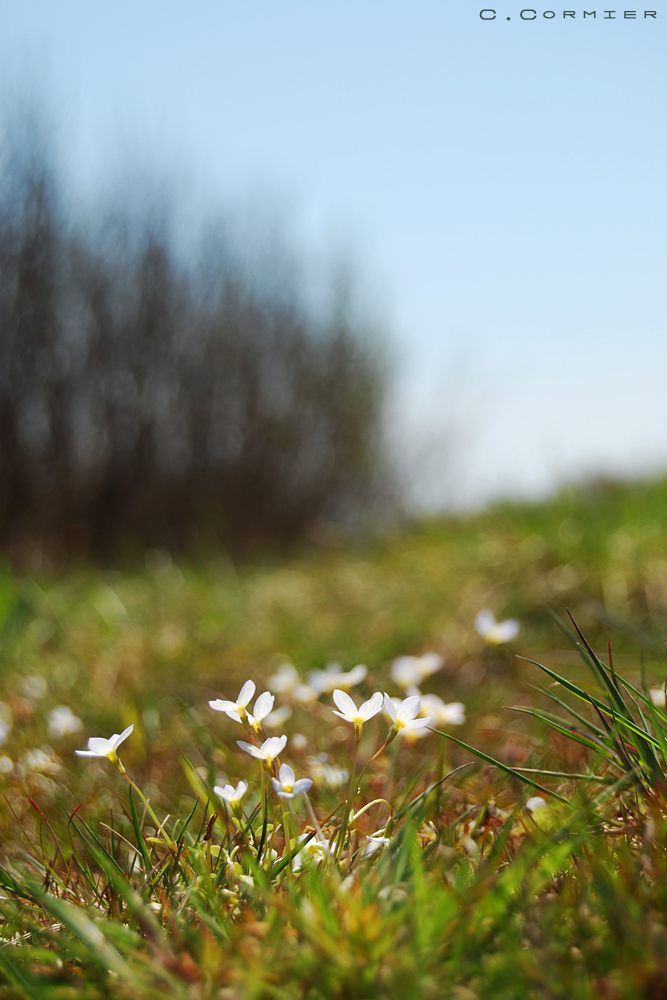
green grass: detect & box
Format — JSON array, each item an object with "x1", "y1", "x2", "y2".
[{"x1": 2, "y1": 475, "x2": 667, "y2": 997}]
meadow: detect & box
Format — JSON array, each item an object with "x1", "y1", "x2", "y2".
[{"x1": 2, "y1": 475, "x2": 667, "y2": 998}]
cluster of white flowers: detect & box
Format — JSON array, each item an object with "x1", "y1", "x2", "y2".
[
  {"x1": 71, "y1": 616, "x2": 510, "y2": 870},
  {"x1": 267, "y1": 661, "x2": 368, "y2": 704},
  {"x1": 208, "y1": 682, "x2": 314, "y2": 802},
  {"x1": 386, "y1": 653, "x2": 466, "y2": 740},
  {"x1": 308, "y1": 757, "x2": 349, "y2": 789},
  {"x1": 390, "y1": 654, "x2": 443, "y2": 689},
  {"x1": 74, "y1": 656, "x2": 470, "y2": 787}
]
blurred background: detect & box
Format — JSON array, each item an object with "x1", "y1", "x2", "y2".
[
  {"x1": 3, "y1": 2, "x2": 667, "y2": 862},
  {"x1": 0, "y1": 1, "x2": 665, "y2": 563}
]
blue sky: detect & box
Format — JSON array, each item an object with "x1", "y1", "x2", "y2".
[{"x1": 1, "y1": 1, "x2": 665, "y2": 506}]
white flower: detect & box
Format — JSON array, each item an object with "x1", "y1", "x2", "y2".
[
  {"x1": 336, "y1": 664, "x2": 367, "y2": 689},
  {"x1": 390, "y1": 654, "x2": 443, "y2": 689},
  {"x1": 362, "y1": 834, "x2": 390, "y2": 858},
  {"x1": 419, "y1": 694, "x2": 466, "y2": 727},
  {"x1": 649, "y1": 687, "x2": 666, "y2": 708},
  {"x1": 75, "y1": 724, "x2": 134, "y2": 764},
  {"x1": 247, "y1": 691, "x2": 275, "y2": 733},
  {"x1": 21, "y1": 748, "x2": 60, "y2": 774},
  {"x1": 264, "y1": 704, "x2": 293, "y2": 728},
  {"x1": 214, "y1": 780, "x2": 248, "y2": 808},
  {"x1": 209, "y1": 680, "x2": 256, "y2": 723},
  {"x1": 271, "y1": 763, "x2": 313, "y2": 799},
  {"x1": 332, "y1": 689, "x2": 383, "y2": 740},
  {"x1": 383, "y1": 693, "x2": 431, "y2": 736},
  {"x1": 309, "y1": 663, "x2": 367, "y2": 694},
  {"x1": 526, "y1": 796, "x2": 548, "y2": 813},
  {"x1": 475, "y1": 610, "x2": 520, "y2": 645},
  {"x1": 310, "y1": 761, "x2": 348, "y2": 789},
  {"x1": 268, "y1": 663, "x2": 300, "y2": 695},
  {"x1": 48, "y1": 706, "x2": 84, "y2": 739},
  {"x1": 237, "y1": 735, "x2": 287, "y2": 767},
  {"x1": 292, "y1": 683, "x2": 318, "y2": 704},
  {"x1": 293, "y1": 832, "x2": 330, "y2": 869}
]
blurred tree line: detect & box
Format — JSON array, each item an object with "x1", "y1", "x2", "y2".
[{"x1": 0, "y1": 112, "x2": 389, "y2": 564}]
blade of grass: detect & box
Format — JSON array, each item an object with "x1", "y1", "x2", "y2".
[{"x1": 429, "y1": 728, "x2": 570, "y2": 805}]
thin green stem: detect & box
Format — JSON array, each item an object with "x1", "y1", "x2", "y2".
[
  {"x1": 335, "y1": 734, "x2": 394, "y2": 864},
  {"x1": 336, "y1": 729, "x2": 396, "y2": 861},
  {"x1": 260, "y1": 765, "x2": 266, "y2": 842},
  {"x1": 121, "y1": 770, "x2": 174, "y2": 850},
  {"x1": 335, "y1": 741, "x2": 359, "y2": 862},
  {"x1": 280, "y1": 800, "x2": 294, "y2": 881}
]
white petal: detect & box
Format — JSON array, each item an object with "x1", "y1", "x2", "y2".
[
  {"x1": 397, "y1": 695, "x2": 420, "y2": 723},
  {"x1": 332, "y1": 711, "x2": 352, "y2": 723},
  {"x1": 253, "y1": 691, "x2": 274, "y2": 721},
  {"x1": 403, "y1": 716, "x2": 431, "y2": 730},
  {"x1": 235, "y1": 780, "x2": 248, "y2": 798},
  {"x1": 650, "y1": 687, "x2": 666, "y2": 707},
  {"x1": 491, "y1": 619, "x2": 520, "y2": 643},
  {"x1": 293, "y1": 684, "x2": 317, "y2": 704},
  {"x1": 419, "y1": 694, "x2": 444, "y2": 717},
  {"x1": 344, "y1": 665, "x2": 367, "y2": 686},
  {"x1": 268, "y1": 663, "x2": 299, "y2": 694},
  {"x1": 277, "y1": 790, "x2": 295, "y2": 799},
  {"x1": 475, "y1": 610, "x2": 496, "y2": 636},
  {"x1": 362, "y1": 835, "x2": 389, "y2": 857},
  {"x1": 441, "y1": 703, "x2": 466, "y2": 725},
  {"x1": 401, "y1": 725, "x2": 428, "y2": 741},
  {"x1": 271, "y1": 777, "x2": 282, "y2": 794},
  {"x1": 237, "y1": 680, "x2": 256, "y2": 708},
  {"x1": 420, "y1": 653, "x2": 443, "y2": 677},
  {"x1": 214, "y1": 784, "x2": 236, "y2": 801},
  {"x1": 111, "y1": 724, "x2": 134, "y2": 750},
  {"x1": 262, "y1": 735, "x2": 287, "y2": 758},
  {"x1": 264, "y1": 705, "x2": 292, "y2": 728},
  {"x1": 390, "y1": 656, "x2": 422, "y2": 688},
  {"x1": 360, "y1": 692, "x2": 383, "y2": 721},
  {"x1": 237, "y1": 740, "x2": 263, "y2": 759},
  {"x1": 308, "y1": 670, "x2": 331, "y2": 693},
  {"x1": 292, "y1": 778, "x2": 313, "y2": 795},
  {"x1": 209, "y1": 699, "x2": 238, "y2": 713},
  {"x1": 278, "y1": 763, "x2": 295, "y2": 785},
  {"x1": 526, "y1": 796, "x2": 547, "y2": 813},
  {"x1": 87, "y1": 738, "x2": 113, "y2": 755},
  {"x1": 383, "y1": 693, "x2": 397, "y2": 721},
  {"x1": 332, "y1": 689, "x2": 357, "y2": 718},
  {"x1": 75, "y1": 749, "x2": 100, "y2": 756}
]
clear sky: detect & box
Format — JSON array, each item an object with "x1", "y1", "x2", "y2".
[{"x1": 1, "y1": 1, "x2": 665, "y2": 507}]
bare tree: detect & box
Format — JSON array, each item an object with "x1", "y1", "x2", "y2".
[{"x1": 0, "y1": 113, "x2": 390, "y2": 564}]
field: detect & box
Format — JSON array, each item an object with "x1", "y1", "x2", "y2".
[{"x1": 2, "y1": 476, "x2": 667, "y2": 998}]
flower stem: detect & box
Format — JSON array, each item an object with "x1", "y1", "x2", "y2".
[
  {"x1": 122, "y1": 771, "x2": 174, "y2": 851},
  {"x1": 280, "y1": 800, "x2": 294, "y2": 881},
  {"x1": 335, "y1": 735, "x2": 394, "y2": 865},
  {"x1": 335, "y1": 741, "x2": 359, "y2": 863}
]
